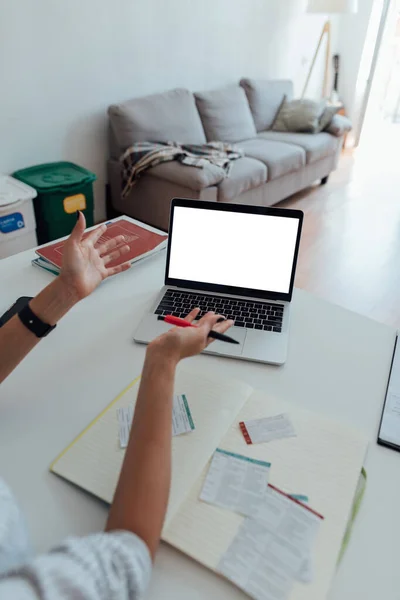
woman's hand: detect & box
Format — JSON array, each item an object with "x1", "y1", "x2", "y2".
[
  {"x1": 148, "y1": 309, "x2": 235, "y2": 364},
  {"x1": 59, "y1": 212, "x2": 131, "y2": 300}
]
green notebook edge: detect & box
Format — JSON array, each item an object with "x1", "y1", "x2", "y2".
[{"x1": 338, "y1": 467, "x2": 367, "y2": 564}]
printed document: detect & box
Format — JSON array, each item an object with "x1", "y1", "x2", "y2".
[
  {"x1": 200, "y1": 449, "x2": 271, "y2": 515},
  {"x1": 218, "y1": 518, "x2": 299, "y2": 600}
]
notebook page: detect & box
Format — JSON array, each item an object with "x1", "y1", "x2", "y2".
[
  {"x1": 51, "y1": 367, "x2": 252, "y2": 528},
  {"x1": 164, "y1": 391, "x2": 368, "y2": 600}
]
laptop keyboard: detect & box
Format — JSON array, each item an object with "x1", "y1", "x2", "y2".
[{"x1": 154, "y1": 290, "x2": 284, "y2": 333}]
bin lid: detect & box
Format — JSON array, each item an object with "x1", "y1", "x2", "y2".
[
  {"x1": 0, "y1": 175, "x2": 38, "y2": 207},
  {"x1": 13, "y1": 162, "x2": 97, "y2": 193}
]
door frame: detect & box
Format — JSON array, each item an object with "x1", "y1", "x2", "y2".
[{"x1": 355, "y1": 0, "x2": 392, "y2": 146}]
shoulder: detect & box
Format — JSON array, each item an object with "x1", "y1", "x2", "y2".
[
  {"x1": 0, "y1": 530, "x2": 152, "y2": 600},
  {"x1": 0, "y1": 479, "x2": 31, "y2": 575}
]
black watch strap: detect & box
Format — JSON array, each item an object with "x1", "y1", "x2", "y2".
[{"x1": 18, "y1": 303, "x2": 57, "y2": 338}]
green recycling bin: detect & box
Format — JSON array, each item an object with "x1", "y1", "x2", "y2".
[{"x1": 13, "y1": 162, "x2": 96, "y2": 244}]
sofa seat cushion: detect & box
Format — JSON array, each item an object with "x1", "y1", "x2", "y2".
[
  {"x1": 239, "y1": 139, "x2": 306, "y2": 180},
  {"x1": 108, "y1": 88, "x2": 206, "y2": 153},
  {"x1": 258, "y1": 131, "x2": 339, "y2": 164},
  {"x1": 148, "y1": 161, "x2": 225, "y2": 191},
  {"x1": 217, "y1": 157, "x2": 267, "y2": 202},
  {"x1": 240, "y1": 79, "x2": 294, "y2": 132},
  {"x1": 195, "y1": 85, "x2": 257, "y2": 143}
]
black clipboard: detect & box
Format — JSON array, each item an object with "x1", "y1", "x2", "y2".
[{"x1": 377, "y1": 333, "x2": 400, "y2": 452}]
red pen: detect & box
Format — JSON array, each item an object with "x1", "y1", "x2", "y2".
[{"x1": 158, "y1": 315, "x2": 239, "y2": 345}]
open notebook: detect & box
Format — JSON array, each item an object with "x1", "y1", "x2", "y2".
[{"x1": 51, "y1": 368, "x2": 368, "y2": 600}]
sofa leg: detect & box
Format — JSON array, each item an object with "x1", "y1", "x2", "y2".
[{"x1": 321, "y1": 176, "x2": 329, "y2": 185}]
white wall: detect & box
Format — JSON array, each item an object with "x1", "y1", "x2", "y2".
[{"x1": 0, "y1": 0, "x2": 334, "y2": 221}]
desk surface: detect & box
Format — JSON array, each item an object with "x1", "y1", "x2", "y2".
[{"x1": 0, "y1": 247, "x2": 398, "y2": 600}]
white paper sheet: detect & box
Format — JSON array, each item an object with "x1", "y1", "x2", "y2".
[
  {"x1": 117, "y1": 394, "x2": 195, "y2": 449},
  {"x1": 200, "y1": 449, "x2": 271, "y2": 515},
  {"x1": 250, "y1": 486, "x2": 323, "y2": 550},
  {"x1": 240, "y1": 414, "x2": 296, "y2": 445},
  {"x1": 172, "y1": 394, "x2": 195, "y2": 436},
  {"x1": 117, "y1": 406, "x2": 134, "y2": 449},
  {"x1": 297, "y1": 555, "x2": 314, "y2": 584},
  {"x1": 218, "y1": 518, "x2": 299, "y2": 600},
  {"x1": 287, "y1": 495, "x2": 314, "y2": 584},
  {"x1": 217, "y1": 486, "x2": 322, "y2": 599}
]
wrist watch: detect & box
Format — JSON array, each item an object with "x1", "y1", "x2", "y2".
[{"x1": 18, "y1": 303, "x2": 57, "y2": 338}]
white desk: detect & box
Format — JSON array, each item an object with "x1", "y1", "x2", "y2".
[{"x1": 0, "y1": 247, "x2": 398, "y2": 600}]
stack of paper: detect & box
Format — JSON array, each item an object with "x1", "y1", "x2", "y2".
[{"x1": 199, "y1": 448, "x2": 323, "y2": 600}]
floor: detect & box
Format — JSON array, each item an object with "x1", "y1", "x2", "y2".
[{"x1": 282, "y1": 126, "x2": 400, "y2": 329}]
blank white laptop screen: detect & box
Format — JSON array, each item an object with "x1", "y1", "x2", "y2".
[{"x1": 168, "y1": 206, "x2": 300, "y2": 294}]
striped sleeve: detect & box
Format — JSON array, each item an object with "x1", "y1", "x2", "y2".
[{"x1": 0, "y1": 531, "x2": 152, "y2": 600}]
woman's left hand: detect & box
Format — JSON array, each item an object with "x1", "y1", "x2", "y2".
[{"x1": 60, "y1": 212, "x2": 131, "y2": 300}]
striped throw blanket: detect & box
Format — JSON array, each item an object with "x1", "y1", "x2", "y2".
[{"x1": 120, "y1": 141, "x2": 244, "y2": 198}]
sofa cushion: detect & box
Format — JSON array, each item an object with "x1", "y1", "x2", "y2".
[
  {"x1": 217, "y1": 157, "x2": 267, "y2": 202},
  {"x1": 108, "y1": 88, "x2": 206, "y2": 153},
  {"x1": 258, "y1": 131, "x2": 339, "y2": 164},
  {"x1": 148, "y1": 161, "x2": 225, "y2": 191},
  {"x1": 240, "y1": 139, "x2": 306, "y2": 180},
  {"x1": 240, "y1": 79, "x2": 294, "y2": 132},
  {"x1": 195, "y1": 85, "x2": 257, "y2": 143}
]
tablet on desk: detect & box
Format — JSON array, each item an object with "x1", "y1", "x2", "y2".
[{"x1": 378, "y1": 334, "x2": 400, "y2": 452}]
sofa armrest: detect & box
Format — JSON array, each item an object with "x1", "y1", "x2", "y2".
[
  {"x1": 148, "y1": 161, "x2": 226, "y2": 191},
  {"x1": 326, "y1": 114, "x2": 352, "y2": 137}
]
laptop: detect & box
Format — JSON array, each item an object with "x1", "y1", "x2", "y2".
[{"x1": 134, "y1": 199, "x2": 303, "y2": 365}]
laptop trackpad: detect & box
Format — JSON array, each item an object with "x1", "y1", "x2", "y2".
[{"x1": 203, "y1": 327, "x2": 247, "y2": 357}]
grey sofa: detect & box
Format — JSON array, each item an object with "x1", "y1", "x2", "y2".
[{"x1": 108, "y1": 79, "x2": 347, "y2": 231}]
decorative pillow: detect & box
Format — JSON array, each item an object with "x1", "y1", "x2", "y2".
[
  {"x1": 108, "y1": 88, "x2": 206, "y2": 152},
  {"x1": 272, "y1": 98, "x2": 327, "y2": 134},
  {"x1": 240, "y1": 78, "x2": 294, "y2": 132},
  {"x1": 326, "y1": 114, "x2": 352, "y2": 137},
  {"x1": 317, "y1": 105, "x2": 341, "y2": 132},
  {"x1": 195, "y1": 85, "x2": 257, "y2": 143}
]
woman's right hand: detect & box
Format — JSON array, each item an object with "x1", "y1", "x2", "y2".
[
  {"x1": 148, "y1": 309, "x2": 234, "y2": 363},
  {"x1": 60, "y1": 212, "x2": 131, "y2": 301}
]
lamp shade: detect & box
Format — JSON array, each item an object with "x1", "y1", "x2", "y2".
[{"x1": 307, "y1": 0, "x2": 358, "y2": 13}]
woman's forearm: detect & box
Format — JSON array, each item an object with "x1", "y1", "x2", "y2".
[
  {"x1": 0, "y1": 278, "x2": 78, "y2": 384},
  {"x1": 106, "y1": 342, "x2": 179, "y2": 559},
  {"x1": 0, "y1": 213, "x2": 132, "y2": 387}
]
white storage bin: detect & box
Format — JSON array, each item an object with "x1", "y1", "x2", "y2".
[{"x1": 0, "y1": 176, "x2": 38, "y2": 259}]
